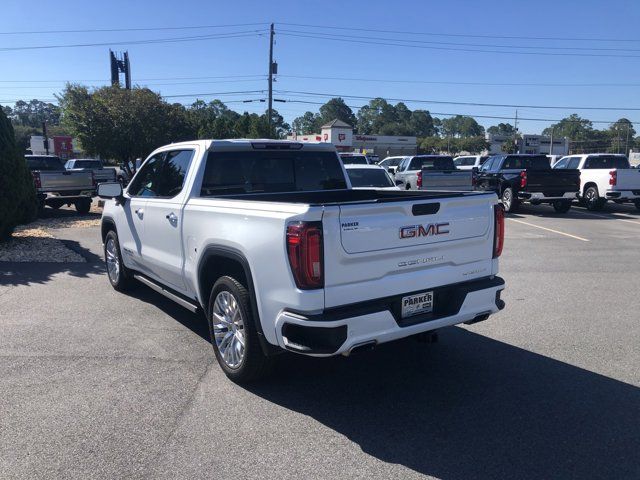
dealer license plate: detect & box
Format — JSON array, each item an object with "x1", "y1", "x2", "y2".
[{"x1": 401, "y1": 291, "x2": 434, "y2": 318}]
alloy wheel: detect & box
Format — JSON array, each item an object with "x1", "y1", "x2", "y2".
[
  {"x1": 105, "y1": 238, "x2": 120, "y2": 284},
  {"x1": 212, "y1": 291, "x2": 246, "y2": 369}
]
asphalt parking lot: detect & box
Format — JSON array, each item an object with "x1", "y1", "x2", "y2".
[{"x1": 1, "y1": 202, "x2": 639, "y2": 480}]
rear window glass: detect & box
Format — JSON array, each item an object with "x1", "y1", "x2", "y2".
[
  {"x1": 502, "y1": 156, "x2": 550, "y2": 170},
  {"x1": 454, "y1": 157, "x2": 476, "y2": 167},
  {"x1": 584, "y1": 156, "x2": 630, "y2": 169},
  {"x1": 381, "y1": 157, "x2": 403, "y2": 167},
  {"x1": 347, "y1": 168, "x2": 394, "y2": 188},
  {"x1": 72, "y1": 160, "x2": 102, "y2": 169},
  {"x1": 201, "y1": 150, "x2": 347, "y2": 196},
  {"x1": 339, "y1": 154, "x2": 368, "y2": 165},
  {"x1": 409, "y1": 156, "x2": 455, "y2": 170},
  {"x1": 25, "y1": 156, "x2": 64, "y2": 171}
]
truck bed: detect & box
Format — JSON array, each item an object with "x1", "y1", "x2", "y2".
[{"x1": 205, "y1": 189, "x2": 487, "y2": 206}]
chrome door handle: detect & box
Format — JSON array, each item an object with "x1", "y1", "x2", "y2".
[{"x1": 166, "y1": 212, "x2": 178, "y2": 225}]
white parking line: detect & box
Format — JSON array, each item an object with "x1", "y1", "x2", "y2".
[
  {"x1": 572, "y1": 208, "x2": 640, "y2": 225},
  {"x1": 507, "y1": 218, "x2": 590, "y2": 242}
]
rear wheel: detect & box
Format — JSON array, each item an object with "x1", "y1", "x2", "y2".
[
  {"x1": 584, "y1": 186, "x2": 605, "y2": 211},
  {"x1": 49, "y1": 200, "x2": 63, "y2": 210},
  {"x1": 552, "y1": 200, "x2": 572, "y2": 213},
  {"x1": 104, "y1": 230, "x2": 134, "y2": 292},
  {"x1": 207, "y1": 276, "x2": 273, "y2": 383},
  {"x1": 75, "y1": 198, "x2": 92, "y2": 214},
  {"x1": 501, "y1": 187, "x2": 518, "y2": 213}
]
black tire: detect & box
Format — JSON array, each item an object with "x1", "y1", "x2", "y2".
[
  {"x1": 501, "y1": 187, "x2": 518, "y2": 213},
  {"x1": 584, "y1": 186, "x2": 605, "y2": 211},
  {"x1": 49, "y1": 200, "x2": 63, "y2": 210},
  {"x1": 75, "y1": 198, "x2": 92, "y2": 214},
  {"x1": 207, "y1": 276, "x2": 273, "y2": 383},
  {"x1": 552, "y1": 200, "x2": 572, "y2": 213},
  {"x1": 104, "y1": 230, "x2": 135, "y2": 292},
  {"x1": 634, "y1": 199, "x2": 640, "y2": 211}
]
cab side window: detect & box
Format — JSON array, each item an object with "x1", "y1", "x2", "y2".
[
  {"x1": 128, "y1": 154, "x2": 165, "y2": 197},
  {"x1": 156, "y1": 150, "x2": 195, "y2": 198},
  {"x1": 553, "y1": 158, "x2": 569, "y2": 169},
  {"x1": 567, "y1": 157, "x2": 581, "y2": 169}
]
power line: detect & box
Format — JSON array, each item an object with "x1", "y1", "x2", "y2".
[
  {"x1": 282, "y1": 99, "x2": 640, "y2": 125},
  {"x1": 0, "y1": 30, "x2": 266, "y2": 52},
  {"x1": 278, "y1": 22, "x2": 640, "y2": 43},
  {"x1": 0, "y1": 23, "x2": 270, "y2": 35},
  {"x1": 275, "y1": 89, "x2": 640, "y2": 111},
  {"x1": 278, "y1": 32, "x2": 640, "y2": 59},
  {"x1": 278, "y1": 28, "x2": 640, "y2": 53},
  {"x1": 279, "y1": 74, "x2": 640, "y2": 88},
  {"x1": 0, "y1": 74, "x2": 266, "y2": 83}
]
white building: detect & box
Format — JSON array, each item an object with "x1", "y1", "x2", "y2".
[
  {"x1": 288, "y1": 120, "x2": 417, "y2": 157},
  {"x1": 486, "y1": 133, "x2": 569, "y2": 156}
]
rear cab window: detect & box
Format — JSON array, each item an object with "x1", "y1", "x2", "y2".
[
  {"x1": 454, "y1": 157, "x2": 476, "y2": 167},
  {"x1": 200, "y1": 150, "x2": 347, "y2": 196},
  {"x1": 409, "y1": 156, "x2": 455, "y2": 170},
  {"x1": 339, "y1": 154, "x2": 368, "y2": 165},
  {"x1": 502, "y1": 156, "x2": 550, "y2": 170},
  {"x1": 347, "y1": 168, "x2": 394, "y2": 188},
  {"x1": 25, "y1": 156, "x2": 64, "y2": 171},
  {"x1": 584, "y1": 155, "x2": 630, "y2": 169}
]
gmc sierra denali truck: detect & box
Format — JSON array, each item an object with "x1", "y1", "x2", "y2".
[{"x1": 98, "y1": 140, "x2": 506, "y2": 382}]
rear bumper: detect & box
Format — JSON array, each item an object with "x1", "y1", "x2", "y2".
[
  {"x1": 605, "y1": 190, "x2": 640, "y2": 200},
  {"x1": 274, "y1": 276, "x2": 505, "y2": 356},
  {"x1": 518, "y1": 191, "x2": 578, "y2": 202}
]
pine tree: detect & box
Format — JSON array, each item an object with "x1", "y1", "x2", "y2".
[{"x1": 0, "y1": 108, "x2": 37, "y2": 239}]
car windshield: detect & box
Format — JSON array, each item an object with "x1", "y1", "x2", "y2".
[
  {"x1": 200, "y1": 150, "x2": 347, "y2": 196},
  {"x1": 73, "y1": 160, "x2": 102, "y2": 169},
  {"x1": 340, "y1": 154, "x2": 368, "y2": 165},
  {"x1": 502, "y1": 156, "x2": 550, "y2": 170},
  {"x1": 454, "y1": 157, "x2": 476, "y2": 167},
  {"x1": 347, "y1": 168, "x2": 394, "y2": 188},
  {"x1": 585, "y1": 155, "x2": 630, "y2": 169},
  {"x1": 25, "y1": 156, "x2": 64, "y2": 171}
]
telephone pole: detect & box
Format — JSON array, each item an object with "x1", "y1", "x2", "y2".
[{"x1": 267, "y1": 23, "x2": 275, "y2": 138}]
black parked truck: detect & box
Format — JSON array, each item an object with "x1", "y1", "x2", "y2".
[{"x1": 473, "y1": 154, "x2": 580, "y2": 213}]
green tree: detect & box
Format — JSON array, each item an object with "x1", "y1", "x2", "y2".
[
  {"x1": 59, "y1": 85, "x2": 192, "y2": 162},
  {"x1": 542, "y1": 114, "x2": 593, "y2": 142},
  {"x1": 441, "y1": 115, "x2": 484, "y2": 138},
  {"x1": 608, "y1": 118, "x2": 636, "y2": 153},
  {"x1": 418, "y1": 137, "x2": 445, "y2": 154},
  {"x1": 408, "y1": 110, "x2": 437, "y2": 137},
  {"x1": 487, "y1": 123, "x2": 515, "y2": 136},
  {"x1": 7, "y1": 99, "x2": 61, "y2": 127},
  {"x1": 292, "y1": 111, "x2": 321, "y2": 134},
  {"x1": 501, "y1": 140, "x2": 517, "y2": 154},
  {"x1": 357, "y1": 98, "x2": 398, "y2": 134},
  {"x1": 318, "y1": 98, "x2": 357, "y2": 127},
  {"x1": 0, "y1": 108, "x2": 37, "y2": 239}
]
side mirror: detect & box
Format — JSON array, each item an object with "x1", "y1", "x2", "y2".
[
  {"x1": 388, "y1": 167, "x2": 395, "y2": 174},
  {"x1": 472, "y1": 167, "x2": 479, "y2": 174},
  {"x1": 98, "y1": 182, "x2": 124, "y2": 201},
  {"x1": 395, "y1": 179, "x2": 403, "y2": 186}
]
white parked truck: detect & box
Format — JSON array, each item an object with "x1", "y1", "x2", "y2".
[
  {"x1": 98, "y1": 140, "x2": 506, "y2": 382},
  {"x1": 553, "y1": 154, "x2": 640, "y2": 210}
]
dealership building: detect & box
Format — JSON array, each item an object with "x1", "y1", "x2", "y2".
[
  {"x1": 486, "y1": 133, "x2": 569, "y2": 156},
  {"x1": 287, "y1": 119, "x2": 417, "y2": 157}
]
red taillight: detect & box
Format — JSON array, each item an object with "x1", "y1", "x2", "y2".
[
  {"x1": 286, "y1": 222, "x2": 324, "y2": 289},
  {"x1": 609, "y1": 170, "x2": 617, "y2": 186},
  {"x1": 31, "y1": 171, "x2": 41, "y2": 189},
  {"x1": 493, "y1": 204, "x2": 505, "y2": 258},
  {"x1": 519, "y1": 171, "x2": 527, "y2": 189},
  {"x1": 416, "y1": 171, "x2": 422, "y2": 188}
]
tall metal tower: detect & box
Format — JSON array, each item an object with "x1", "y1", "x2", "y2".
[{"x1": 109, "y1": 50, "x2": 131, "y2": 89}]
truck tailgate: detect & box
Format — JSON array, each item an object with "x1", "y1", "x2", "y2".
[
  {"x1": 614, "y1": 168, "x2": 640, "y2": 191},
  {"x1": 525, "y1": 169, "x2": 580, "y2": 195},
  {"x1": 322, "y1": 193, "x2": 497, "y2": 308},
  {"x1": 39, "y1": 171, "x2": 93, "y2": 190},
  {"x1": 420, "y1": 170, "x2": 473, "y2": 191}
]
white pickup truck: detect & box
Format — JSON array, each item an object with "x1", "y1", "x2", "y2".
[
  {"x1": 553, "y1": 154, "x2": 640, "y2": 210},
  {"x1": 98, "y1": 140, "x2": 506, "y2": 382}
]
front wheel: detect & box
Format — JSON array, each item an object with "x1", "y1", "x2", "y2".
[
  {"x1": 552, "y1": 200, "x2": 572, "y2": 213},
  {"x1": 104, "y1": 230, "x2": 134, "y2": 292},
  {"x1": 501, "y1": 187, "x2": 518, "y2": 213},
  {"x1": 208, "y1": 276, "x2": 273, "y2": 383}
]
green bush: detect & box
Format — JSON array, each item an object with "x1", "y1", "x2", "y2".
[{"x1": 0, "y1": 109, "x2": 38, "y2": 240}]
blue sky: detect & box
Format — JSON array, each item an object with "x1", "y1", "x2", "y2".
[{"x1": 2, "y1": 0, "x2": 640, "y2": 134}]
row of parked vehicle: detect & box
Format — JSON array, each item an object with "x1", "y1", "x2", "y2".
[{"x1": 339, "y1": 152, "x2": 640, "y2": 214}]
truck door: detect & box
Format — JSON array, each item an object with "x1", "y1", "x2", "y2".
[{"x1": 141, "y1": 148, "x2": 196, "y2": 290}]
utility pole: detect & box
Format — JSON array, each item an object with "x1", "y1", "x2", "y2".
[
  {"x1": 549, "y1": 127, "x2": 554, "y2": 156},
  {"x1": 625, "y1": 123, "x2": 630, "y2": 155},
  {"x1": 267, "y1": 23, "x2": 275, "y2": 138},
  {"x1": 514, "y1": 109, "x2": 519, "y2": 153},
  {"x1": 42, "y1": 121, "x2": 49, "y2": 155}
]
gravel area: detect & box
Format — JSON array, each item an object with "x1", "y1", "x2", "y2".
[{"x1": 0, "y1": 202, "x2": 101, "y2": 263}]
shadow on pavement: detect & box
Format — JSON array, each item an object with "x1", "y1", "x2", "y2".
[
  {"x1": 246, "y1": 327, "x2": 640, "y2": 479},
  {"x1": 0, "y1": 239, "x2": 104, "y2": 287},
  {"x1": 508, "y1": 201, "x2": 640, "y2": 220}
]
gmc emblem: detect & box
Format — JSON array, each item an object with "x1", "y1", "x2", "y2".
[{"x1": 399, "y1": 223, "x2": 450, "y2": 239}]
